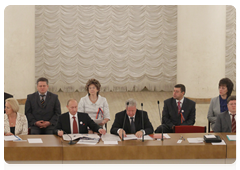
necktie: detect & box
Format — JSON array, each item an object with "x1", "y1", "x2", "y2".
[
  {"x1": 177, "y1": 101, "x2": 181, "y2": 114},
  {"x1": 73, "y1": 116, "x2": 78, "y2": 134},
  {"x1": 40, "y1": 95, "x2": 45, "y2": 107},
  {"x1": 130, "y1": 117, "x2": 136, "y2": 134},
  {"x1": 231, "y1": 114, "x2": 236, "y2": 133}
]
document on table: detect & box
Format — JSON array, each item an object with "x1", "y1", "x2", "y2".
[
  {"x1": 27, "y1": 138, "x2": 43, "y2": 143},
  {"x1": 137, "y1": 135, "x2": 153, "y2": 140},
  {"x1": 104, "y1": 141, "x2": 118, "y2": 145},
  {"x1": 226, "y1": 135, "x2": 236, "y2": 141},
  {"x1": 4, "y1": 135, "x2": 22, "y2": 141},
  {"x1": 152, "y1": 134, "x2": 171, "y2": 139},
  {"x1": 187, "y1": 138, "x2": 204, "y2": 143},
  {"x1": 101, "y1": 133, "x2": 121, "y2": 141},
  {"x1": 63, "y1": 134, "x2": 83, "y2": 141},
  {"x1": 77, "y1": 138, "x2": 99, "y2": 145},
  {"x1": 124, "y1": 134, "x2": 138, "y2": 140},
  {"x1": 211, "y1": 140, "x2": 226, "y2": 145}
]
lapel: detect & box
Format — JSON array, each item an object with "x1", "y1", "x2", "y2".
[
  {"x1": 123, "y1": 111, "x2": 131, "y2": 133},
  {"x1": 43, "y1": 92, "x2": 51, "y2": 108},
  {"x1": 36, "y1": 92, "x2": 42, "y2": 108},
  {"x1": 15, "y1": 113, "x2": 20, "y2": 134},
  {"x1": 225, "y1": 112, "x2": 232, "y2": 131},
  {"x1": 65, "y1": 113, "x2": 71, "y2": 133},
  {"x1": 171, "y1": 98, "x2": 178, "y2": 115}
]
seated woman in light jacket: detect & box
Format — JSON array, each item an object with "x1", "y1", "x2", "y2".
[
  {"x1": 207, "y1": 78, "x2": 233, "y2": 130},
  {"x1": 78, "y1": 79, "x2": 110, "y2": 133},
  {"x1": 4, "y1": 98, "x2": 28, "y2": 135}
]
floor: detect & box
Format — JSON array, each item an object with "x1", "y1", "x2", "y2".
[{"x1": 19, "y1": 91, "x2": 213, "y2": 133}]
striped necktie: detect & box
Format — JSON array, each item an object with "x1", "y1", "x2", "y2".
[
  {"x1": 231, "y1": 114, "x2": 236, "y2": 133},
  {"x1": 40, "y1": 95, "x2": 45, "y2": 107}
]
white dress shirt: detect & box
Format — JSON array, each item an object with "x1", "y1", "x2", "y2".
[
  {"x1": 78, "y1": 94, "x2": 110, "y2": 124},
  {"x1": 176, "y1": 97, "x2": 184, "y2": 108}
]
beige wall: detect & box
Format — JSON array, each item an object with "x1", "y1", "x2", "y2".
[
  {"x1": 177, "y1": 5, "x2": 226, "y2": 98},
  {"x1": 4, "y1": 5, "x2": 35, "y2": 99}
]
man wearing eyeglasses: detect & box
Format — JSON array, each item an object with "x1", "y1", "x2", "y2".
[{"x1": 213, "y1": 95, "x2": 236, "y2": 132}]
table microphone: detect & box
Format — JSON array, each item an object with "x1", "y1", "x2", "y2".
[
  {"x1": 141, "y1": 103, "x2": 144, "y2": 142},
  {"x1": 63, "y1": 130, "x2": 77, "y2": 145},
  {"x1": 157, "y1": 101, "x2": 163, "y2": 141},
  {"x1": 122, "y1": 102, "x2": 129, "y2": 141}
]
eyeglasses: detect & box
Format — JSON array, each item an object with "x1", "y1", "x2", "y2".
[{"x1": 228, "y1": 103, "x2": 236, "y2": 106}]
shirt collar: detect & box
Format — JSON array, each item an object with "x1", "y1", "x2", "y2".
[
  {"x1": 38, "y1": 91, "x2": 47, "y2": 96},
  {"x1": 69, "y1": 112, "x2": 77, "y2": 118},
  {"x1": 176, "y1": 97, "x2": 184, "y2": 104}
]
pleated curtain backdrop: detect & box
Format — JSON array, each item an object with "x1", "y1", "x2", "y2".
[
  {"x1": 35, "y1": 5, "x2": 236, "y2": 92},
  {"x1": 35, "y1": 5, "x2": 177, "y2": 92},
  {"x1": 226, "y1": 5, "x2": 236, "y2": 90}
]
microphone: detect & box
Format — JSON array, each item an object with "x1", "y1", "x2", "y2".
[
  {"x1": 141, "y1": 103, "x2": 144, "y2": 142},
  {"x1": 122, "y1": 102, "x2": 129, "y2": 141},
  {"x1": 157, "y1": 101, "x2": 163, "y2": 141},
  {"x1": 62, "y1": 130, "x2": 77, "y2": 145}
]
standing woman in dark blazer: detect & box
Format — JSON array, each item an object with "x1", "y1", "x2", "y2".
[{"x1": 207, "y1": 78, "x2": 234, "y2": 130}]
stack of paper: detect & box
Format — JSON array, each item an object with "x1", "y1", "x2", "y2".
[
  {"x1": 4, "y1": 135, "x2": 22, "y2": 141},
  {"x1": 187, "y1": 138, "x2": 204, "y2": 143},
  {"x1": 137, "y1": 135, "x2": 153, "y2": 140},
  {"x1": 226, "y1": 135, "x2": 236, "y2": 141},
  {"x1": 124, "y1": 134, "x2": 138, "y2": 140},
  {"x1": 101, "y1": 133, "x2": 120, "y2": 144},
  {"x1": 212, "y1": 140, "x2": 226, "y2": 145},
  {"x1": 77, "y1": 138, "x2": 99, "y2": 145}
]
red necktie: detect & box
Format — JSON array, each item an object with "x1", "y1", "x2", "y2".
[
  {"x1": 73, "y1": 116, "x2": 78, "y2": 134},
  {"x1": 231, "y1": 114, "x2": 236, "y2": 133},
  {"x1": 177, "y1": 101, "x2": 181, "y2": 114}
]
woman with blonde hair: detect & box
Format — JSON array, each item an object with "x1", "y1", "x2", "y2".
[
  {"x1": 4, "y1": 98, "x2": 28, "y2": 135},
  {"x1": 78, "y1": 79, "x2": 110, "y2": 133}
]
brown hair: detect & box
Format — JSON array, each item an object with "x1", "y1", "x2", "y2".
[
  {"x1": 85, "y1": 79, "x2": 101, "y2": 96},
  {"x1": 219, "y1": 78, "x2": 234, "y2": 97},
  {"x1": 37, "y1": 77, "x2": 49, "y2": 85},
  {"x1": 174, "y1": 84, "x2": 186, "y2": 94},
  {"x1": 227, "y1": 95, "x2": 236, "y2": 104}
]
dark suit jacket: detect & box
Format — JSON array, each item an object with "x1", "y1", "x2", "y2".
[
  {"x1": 162, "y1": 97, "x2": 196, "y2": 128},
  {"x1": 54, "y1": 112, "x2": 101, "y2": 135},
  {"x1": 25, "y1": 91, "x2": 61, "y2": 127},
  {"x1": 110, "y1": 109, "x2": 154, "y2": 135},
  {"x1": 213, "y1": 111, "x2": 232, "y2": 132}
]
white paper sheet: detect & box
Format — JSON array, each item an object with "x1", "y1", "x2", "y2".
[
  {"x1": 187, "y1": 138, "x2": 204, "y2": 143},
  {"x1": 101, "y1": 133, "x2": 121, "y2": 141},
  {"x1": 124, "y1": 134, "x2": 138, "y2": 140},
  {"x1": 137, "y1": 135, "x2": 153, "y2": 140},
  {"x1": 4, "y1": 135, "x2": 21, "y2": 141},
  {"x1": 211, "y1": 140, "x2": 226, "y2": 145},
  {"x1": 27, "y1": 138, "x2": 43, "y2": 143},
  {"x1": 204, "y1": 135, "x2": 216, "y2": 138},
  {"x1": 104, "y1": 141, "x2": 118, "y2": 145},
  {"x1": 227, "y1": 135, "x2": 236, "y2": 141}
]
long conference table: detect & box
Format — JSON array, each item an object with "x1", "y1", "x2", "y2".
[{"x1": 4, "y1": 133, "x2": 236, "y2": 164}]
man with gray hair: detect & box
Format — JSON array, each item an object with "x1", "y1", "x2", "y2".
[{"x1": 110, "y1": 98, "x2": 153, "y2": 138}]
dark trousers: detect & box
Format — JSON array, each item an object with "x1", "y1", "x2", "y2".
[
  {"x1": 30, "y1": 126, "x2": 54, "y2": 134},
  {"x1": 154, "y1": 124, "x2": 174, "y2": 133}
]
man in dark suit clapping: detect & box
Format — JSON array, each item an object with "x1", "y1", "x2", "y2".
[
  {"x1": 25, "y1": 77, "x2": 61, "y2": 134},
  {"x1": 155, "y1": 84, "x2": 196, "y2": 133}
]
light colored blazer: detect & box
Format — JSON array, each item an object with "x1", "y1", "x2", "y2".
[
  {"x1": 4, "y1": 112, "x2": 28, "y2": 135},
  {"x1": 213, "y1": 111, "x2": 232, "y2": 132},
  {"x1": 207, "y1": 96, "x2": 221, "y2": 129}
]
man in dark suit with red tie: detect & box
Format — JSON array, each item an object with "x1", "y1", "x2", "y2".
[
  {"x1": 213, "y1": 95, "x2": 236, "y2": 132},
  {"x1": 110, "y1": 98, "x2": 153, "y2": 138},
  {"x1": 25, "y1": 77, "x2": 61, "y2": 134},
  {"x1": 155, "y1": 84, "x2": 196, "y2": 133},
  {"x1": 54, "y1": 99, "x2": 106, "y2": 136}
]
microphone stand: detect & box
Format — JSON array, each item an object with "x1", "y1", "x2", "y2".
[
  {"x1": 63, "y1": 130, "x2": 77, "y2": 145},
  {"x1": 157, "y1": 101, "x2": 163, "y2": 141},
  {"x1": 141, "y1": 103, "x2": 144, "y2": 142},
  {"x1": 122, "y1": 102, "x2": 129, "y2": 141}
]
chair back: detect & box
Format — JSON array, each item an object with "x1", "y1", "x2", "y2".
[{"x1": 174, "y1": 125, "x2": 206, "y2": 133}]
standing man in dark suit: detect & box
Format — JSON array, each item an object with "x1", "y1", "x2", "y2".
[
  {"x1": 54, "y1": 98, "x2": 106, "y2": 136},
  {"x1": 155, "y1": 84, "x2": 196, "y2": 133},
  {"x1": 25, "y1": 77, "x2": 61, "y2": 134},
  {"x1": 213, "y1": 95, "x2": 236, "y2": 133},
  {"x1": 110, "y1": 98, "x2": 153, "y2": 138}
]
